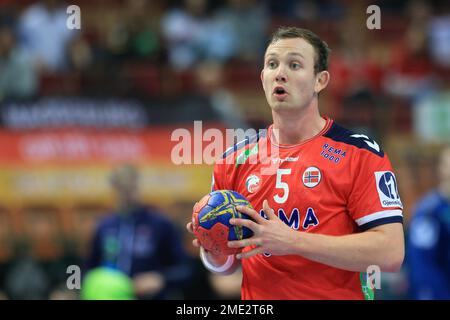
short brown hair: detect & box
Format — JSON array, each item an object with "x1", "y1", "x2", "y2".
[{"x1": 268, "y1": 26, "x2": 330, "y2": 74}]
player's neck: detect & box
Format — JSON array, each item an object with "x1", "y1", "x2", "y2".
[{"x1": 271, "y1": 105, "x2": 326, "y2": 145}]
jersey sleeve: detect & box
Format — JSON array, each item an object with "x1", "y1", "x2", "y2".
[{"x1": 347, "y1": 151, "x2": 403, "y2": 231}]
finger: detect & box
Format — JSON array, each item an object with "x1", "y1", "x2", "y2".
[
  {"x1": 229, "y1": 218, "x2": 260, "y2": 233},
  {"x1": 192, "y1": 202, "x2": 198, "y2": 210},
  {"x1": 263, "y1": 199, "x2": 277, "y2": 220},
  {"x1": 236, "y1": 246, "x2": 266, "y2": 259},
  {"x1": 235, "y1": 205, "x2": 266, "y2": 224},
  {"x1": 192, "y1": 239, "x2": 200, "y2": 247},
  {"x1": 228, "y1": 237, "x2": 262, "y2": 248},
  {"x1": 186, "y1": 222, "x2": 194, "y2": 233}
]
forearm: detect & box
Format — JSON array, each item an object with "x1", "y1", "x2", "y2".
[{"x1": 291, "y1": 224, "x2": 404, "y2": 273}]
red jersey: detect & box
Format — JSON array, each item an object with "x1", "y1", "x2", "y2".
[{"x1": 212, "y1": 118, "x2": 403, "y2": 300}]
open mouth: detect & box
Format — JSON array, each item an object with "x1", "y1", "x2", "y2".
[{"x1": 273, "y1": 86, "x2": 287, "y2": 95}]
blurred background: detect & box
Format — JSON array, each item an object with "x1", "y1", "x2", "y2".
[{"x1": 0, "y1": 0, "x2": 449, "y2": 300}]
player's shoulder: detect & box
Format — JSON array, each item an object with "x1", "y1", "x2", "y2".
[
  {"x1": 220, "y1": 129, "x2": 267, "y2": 161},
  {"x1": 323, "y1": 121, "x2": 385, "y2": 158}
]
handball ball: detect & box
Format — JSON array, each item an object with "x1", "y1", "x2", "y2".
[{"x1": 192, "y1": 190, "x2": 254, "y2": 255}]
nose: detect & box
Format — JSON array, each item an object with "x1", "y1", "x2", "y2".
[{"x1": 275, "y1": 66, "x2": 287, "y2": 82}]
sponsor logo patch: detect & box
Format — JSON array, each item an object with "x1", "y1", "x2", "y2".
[{"x1": 375, "y1": 171, "x2": 403, "y2": 208}]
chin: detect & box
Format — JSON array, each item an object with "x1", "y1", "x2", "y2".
[{"x1": 270, "y1": 102, "x2": 296, "y2": 111}]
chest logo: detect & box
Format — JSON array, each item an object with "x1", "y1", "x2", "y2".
[
  {"x1": 302, "y1": 166, "x2": 321, "y2": 188},
  {"x1": 246, "y1": 173, "x2": 261, "y2": 193}
]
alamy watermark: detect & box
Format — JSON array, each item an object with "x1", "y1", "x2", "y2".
[
  {"x1": 66, "y1": 265, "x2": 81, "y2": 290},
  {"x1": 367, "y1": 265, "x2": 381, "y2": 290},
  {"x1": 169, "y1": 121, "x2": 383, "y2": 174},
  {"x1": 170, "y1": 121, "x2": 289, "y2": 177},
  {"x1": 65, "y1": 264, "x2": 382, "y2": 291},
  {"x1": 66, "y1": 5, "x2": 81, "y2": 30},
  {"x1": 65, "y1": 4, "x2": 380, "y2": 33},
  {"x1": 366, "y1": 5, "x2": 381, "y2": 30}
]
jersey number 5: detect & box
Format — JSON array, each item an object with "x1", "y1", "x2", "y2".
[{"x1": 274, "y1": 168, "x2": 291, "y2": 204}]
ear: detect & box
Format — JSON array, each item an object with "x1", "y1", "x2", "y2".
[
  {"x1": 315, "y1": 71, "x2": 330, "y2": 93},
  {"x1": 260, "y1": 69, "x2": 265, "y2": 91}
]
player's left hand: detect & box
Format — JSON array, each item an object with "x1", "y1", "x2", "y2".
[{"x1": 228, "y1": 199, "x2": 298, "y2": 259}]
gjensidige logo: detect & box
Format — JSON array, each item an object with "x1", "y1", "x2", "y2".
[{"x1": 375, "y1": 171, "x2": 403, "y2": 208}]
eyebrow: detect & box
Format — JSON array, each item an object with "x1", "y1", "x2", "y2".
[{"x1": 265, "y1": 52, "x2": 305, "y2": 59}]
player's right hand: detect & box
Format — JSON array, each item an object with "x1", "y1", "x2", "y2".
[
  {"x1": 187, "y1": 201, "x2": 201, "y2": 247},
  {"x1": 188, "y1": 209, "x2": 236, "y2": 270},
  {"x1": 188, "y1": 202, "x2": 230, "y2": 261},
  {"x1": 186, "y1": 221, "x2": 201, "y2": 248}
]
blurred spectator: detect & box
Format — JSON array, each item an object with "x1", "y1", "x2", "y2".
[
  {"x1": 406, "y1": 145, "x2": 450, "y2": 299},
  {"x1": 103, "y1": 0, "x2": 163, "y2": 62},
  {"x1": 0, "y1": 22, "x2": 37, "y2": 101},
  {"x1": 4, "y1": 257, "x2": 50, "y2": 299},
  {"x1": 214, "y1": 0, "x2": 269, "y2": 62},
  {"x1": 3, "y1": 242, "x2": 50, "y2": 300},
  {"x1": 413, "y1": 78, "x2": 450, "y2": 143},
  {"x1": 327, "y1": 17, "x2": 387, "y2": 136},
  {"x1": 269, "y1": 0, "x2": 345, "y2": 21},
  {"x1": 161, "y1": 0, "x2": 235, "y2": 70},
  {"x1": 67, "y1": 35, "x2": 93, "y2": 72},
  {"x1": 267, "y1": 0, "x2": 298, "y2": 19},
  {"x1": 1, "y1": 221, "x2": 82, "y2": 300},
  {"x1": 428, "y1": 14, "x2": 450, "y2": 68},
  {"x1": 383, "y1": 0, "x2": 437, "y2": 101},
  {"x1": 161, "y1": 0, "x2": 210, "y2": 70},
  {"x1": 18, "y1": 0, "x2": 77, "y2": 73},
  {"x1": 125, "y1": 0, "x2": 163, "y2": 61},
  {"x1": 85, "y1": 164, "x2": 192, "y2": 299},
  {"x1": 193, "y1": 61, "x2": 247, "y2": 128}
]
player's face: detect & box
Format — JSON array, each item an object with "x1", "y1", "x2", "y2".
[{"x1": 261, "y1": 38, "x2": 328, "y2": 112}]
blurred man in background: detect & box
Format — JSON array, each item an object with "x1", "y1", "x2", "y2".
[
  {"x1": 85, "y1": 164, "x2": 191, "y2": 299},
  {"x1": 407, "y1": 145, "x2": 450, "y2": 299},
  {"x1": 0, "y1": 21, "x2": 37, "y2": 102},
  {"x1": 18, "y1": 0, "x2": 76, "y2": 73}
]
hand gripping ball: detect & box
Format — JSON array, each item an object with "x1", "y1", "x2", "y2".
[{"x1": 192, "y1": 190, "x2": 254, "y2": 255}]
